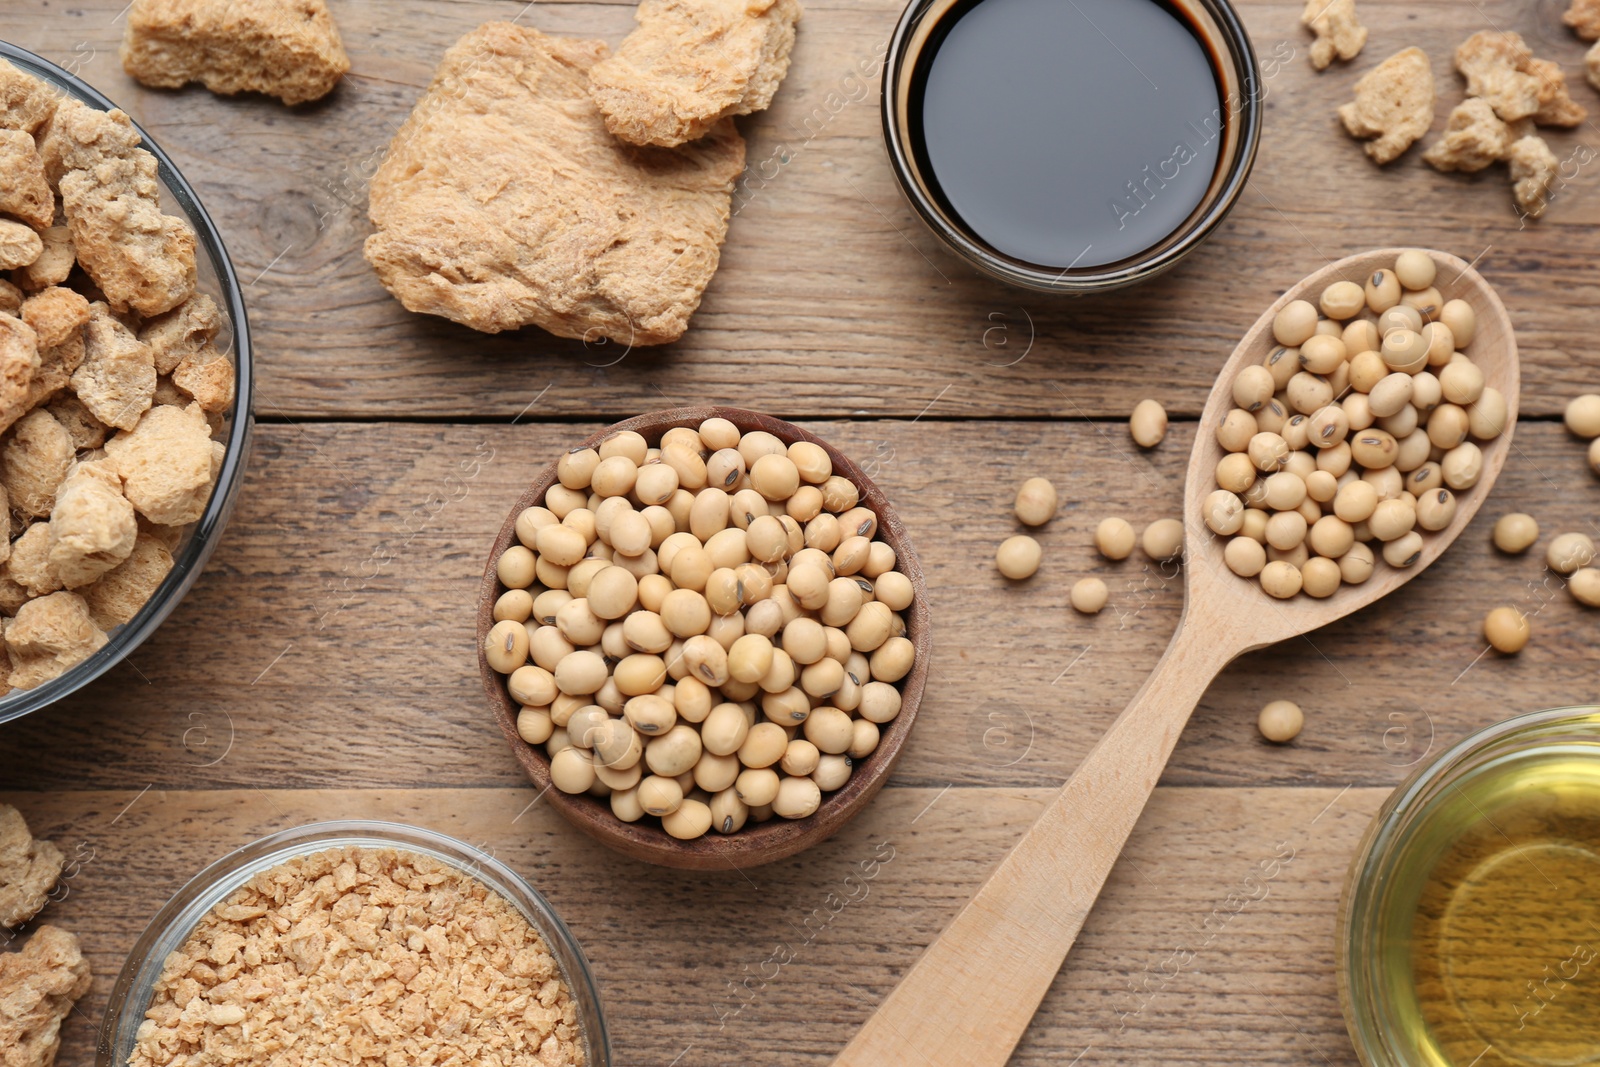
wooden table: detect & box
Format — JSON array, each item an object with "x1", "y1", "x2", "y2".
[{"x1": 4, "y1": 1, "x2": 1599, "y2": 1063}]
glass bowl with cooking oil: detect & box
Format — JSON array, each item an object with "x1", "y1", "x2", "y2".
[{"x1": 1340, "y1": 706, "x2": 1600, "y2": 1067}]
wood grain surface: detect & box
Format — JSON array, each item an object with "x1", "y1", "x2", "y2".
[{"x1": 3, "y1": 0, "x2": 1600, "y2": 1065}]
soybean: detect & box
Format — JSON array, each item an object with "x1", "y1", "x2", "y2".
[
  {"x1": 1130, "y1": 399, "x2": 1168, "y2": 448},
  {"x1": 1015, "y1": 477, "x2": 1059, "y2": 526},
  {"x1": 997, "y1": 535, "x2": 1042, "y2": 579},
  {"x1": 1142, "y1": 519, "x2": 1184, "y2": 562},
  {"x1": 1257, "y1": 700, "x2": 1304, "y2": 743},
  {"x1": 1070, "y1": 578, "x2": 1109, "y2": 614},
  {"x1": 1484, "y1": 607, "x2": 1530, "y2": 654},
  {"x1": 1548, "y1": 532, "x2": 1597, "y2": 576},
  {"x1": 1492, "y1": 513, "x2": 1539, "y2": 554}
]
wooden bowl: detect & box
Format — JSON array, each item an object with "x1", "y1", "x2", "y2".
[{"x1": 477, "y1": 407, "x2": 932, "y2": 869}]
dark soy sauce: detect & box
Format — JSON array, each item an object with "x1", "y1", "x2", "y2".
[{"x1": 913, "y1": 0, "x2": 1224, "y2": 270}]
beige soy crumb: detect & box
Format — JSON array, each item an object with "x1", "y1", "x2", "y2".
[
  {"x1": 73, "y1": 302, "x2": 155, "y2": 432},
  {"x1": 0, "y1": 312, "x2": 41, "y2": 436},
  {"x1": 130, "y1": 845, "x2": 586, "y2": 1067}
]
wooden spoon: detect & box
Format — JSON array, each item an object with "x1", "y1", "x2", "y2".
[{"x1": 831, "y1": 249, "x2": 1519, "y2": 1067}]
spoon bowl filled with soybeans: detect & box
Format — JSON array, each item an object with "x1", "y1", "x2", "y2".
[
  {"x1": 828, "y1": 249, "x2": 1518, "y2": 1067},
  {"x1": 478, "y1": 408, "x2": 930, "y2": 869},
  {"x1": 1200, "y1": 249, "x2": 1518, "y2": 607}
]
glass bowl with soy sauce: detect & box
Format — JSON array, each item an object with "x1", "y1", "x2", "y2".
[
  {"x1": 881, "y1": 0, "x2": 1261, "y2": 293},
  {"x1": 1340, "y1": 706, "x2": 1600, "y2": 1067}
]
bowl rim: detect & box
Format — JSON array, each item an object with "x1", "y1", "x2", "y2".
[
  {"x1": 1336, "y1": 704, "x2": 1600, "y2": 1067},
  {"x1": 878, "y1": 0, "x2": 1263, "y2": 293},
  {"x1": 0, "y1": 40, "x2": 255, "y2": 726},
  {"x1": 96, "y1": 819, "x2": 612, "y2": 1067},
  {"x1": 477, "y1": 406, "x2": 932, "y2": 870}
]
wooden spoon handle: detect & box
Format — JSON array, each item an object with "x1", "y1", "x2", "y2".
[{"x1": 833, "y1": 622, "x2": 1230, "y2": 1067}]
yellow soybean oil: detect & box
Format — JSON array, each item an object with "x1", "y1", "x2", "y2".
[{"x1": 1374, "y1": 750, "x2": 1600, "y2": 1067}]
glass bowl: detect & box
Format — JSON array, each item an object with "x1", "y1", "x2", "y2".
[
  {"x1": 880, "y1": 0, "x2": 1261, "y2": 293},
  {"x1": 1339, "y1": 706, "x2": 1600, "y2": 1067},
  {"x1": 98, "y1": 820, "x2": 612, "y2": 1067},
  {"x1": 0, "y1": 41, "x2": 254, "y2": 725}
]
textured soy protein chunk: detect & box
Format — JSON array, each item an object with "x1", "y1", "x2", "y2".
[
  {"x1": 6, "y1": 590, "x2": 108, "y2": 689},
  {"x1": 170, "y1": 346, "x2": 234, "y2": 412},
  {"x1": 1424, "y1": 99, "x2": 1516, "y2": 173},
  {"x1": 0, "y1": 804, "x2": 65, "y2": 928},
  {"x1": 0, "y1": 925, "x2": 91, "y2": 1067},
  {"x1": 0, "y1": 59, "x2": 60, "y2": 135},
  {"x1": 121, "y1": 0, "x2": 350, "y2": 105},
  {"x1": 49, "y1": 460, "x2": 138, "y2": 588},
  {"x1": 138, "y1": 292, "x2": 221, "y2": 375},
  {"x1": 589, "y1": 0, "x2": 802, "y2": 147},
  {"x1": 1339, "y1": 47, "x2": 1435, "y2": 164},
  {"x1": 1450, "y1": 31, "x2": 1582, "y2": 127},
  {"x1": 1301, "y1": 0, "x2": 1366, "y2": 70},
  {"x1": 1508, "y1": 134, "x2": 1559, "y2": 220},
  {"x1": 83, "y1": 530, "x2": 172, "y2": 629},
  {"x1": 6, "y1": 523, "x2": 63, "y2": 598},
  {"x1": 0, "y1": 313, "x2": 41, "y2": 436},
  {"x1": 14, "y1": 226, "x2": 73, "y2": 292},
  {"x1": 1568, "y1": 0, "x2": 1600, "y2": 38},
  {"x1": 0, "y1": 218, "x2": 42, "y2": 271},
  {"x1": 26, "y1": 332, "x2": 85, "y2": 412},
  {"x1": 44, "y1": 395, "x2": 107, "y2": 451},
  {"x1": 72, "y1": 302, "x2": 155, "y2": 431},
  {"x1": 1, "y1": 409, "x2": 74, "y2": 519},
  {"x1": 38, "y1": 99, "x2": 197, "y2": 316},
  {"x1": 1526, "y1": 56, "x2": 1587, "y2": 127},
  {"x1": 103, "y1": 401, "x2": 215, "y2": 524},
  {"x1": 19, "y1": 288, "x2": 89, "y2": 351},
  {"x1": 0, "y1": 129, "x2": 53, "y2": 229},
  {"x1": 363, "y1": 22, "x2": 745, "y2": 344},
  {"x1": 20, "y1": 288, "x2": 90, "y2": 410}
]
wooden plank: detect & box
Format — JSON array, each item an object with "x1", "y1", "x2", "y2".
[
  {"x1": 0, "y1": 784, "x2": 1384, "y2": 1067},
  {"x1": 0, "y1": 420, "x2": 1593, "y2": 794},
  {"x1": 6, "y1": 1, "x2": 1597, "y2": 420}
]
